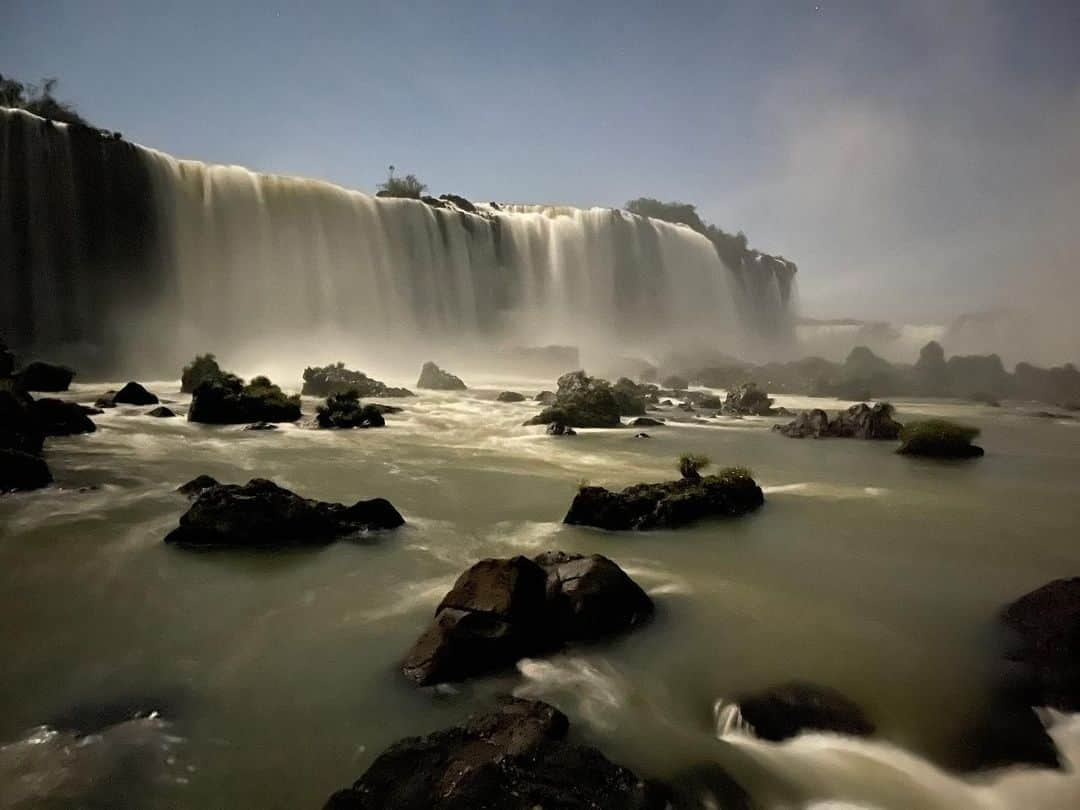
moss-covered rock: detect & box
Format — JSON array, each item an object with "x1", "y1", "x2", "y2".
[
  {"x1": 897, "y1": 419, "x2": 983, "y2": 458},
  {"x1": 180, "y1": 353, "x2": 230, "y2": 393},
  {"x1": 316, "y1": 390, "x2": 386, "y2": 429},
  {"x1": 526, "y1": 371, "x2": 622, "y2": 428},
  {"x1": 188, "y1": 375, "x2": 300, "y2": 424}
]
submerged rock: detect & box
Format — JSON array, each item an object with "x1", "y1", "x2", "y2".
[
  {"x1": 736, "y1": 682, "x2": 874, "y2": 741},
  {"x1": 188, "y1": 375, "x2": 301, "y2": 424},
  {"x1": 1001, "y1": 577, "x2": 1080, "y2": 711},
  {"x1": 0, "y1": 448, "x2": 52, "y2": 492},
  {"x1": 316, "y1": 391, "x2": 386, "y2": 429},
  {"x1": 324, "y1": 698, "x2": 667, "y2": 810},
  {"x1": 564, "y1": 468, "x2": 764, "y2": 531},
  {"x1": 302, "y1": 363, "x2": 414, "y2": 398},
  {"x1": 146, "y1": 406, "x2": 176, "y2": 418},
  {"x1": 526, "y1": 370, "x2": 622, "y2": 428},
  {"x1": 416, "y1": 361, "x2": 467, "y2": 391},
  {"x1": 897, "y1": 419, "x2": 984, "y2": 458},
  {"x1": 164, "y1": 478, "x2": 404, "y2": 548},
  {"x1": 631, "y1": 416, "x2": 664, "y2": 427},
  {"x1": 546, "y1": 422, "x2": 577, "y2": 436},
  {"x1": 775, "y1": 402, "x2": 902, "y2": 440},
  {"x1": 112, "y1": 381, "x2": 158, "y2": 405},
  {"x1": 402, "y1": 552, "x2": 652, "y2": 686},
  {"x1": 244, "y1": 420, "x2": 278, "y2": 431},
  {"x1": 16, "y1": 361, "x2": 74, "y2": 392},
  {"x1": 496, "y1": 390, "x2": 526, "y2": 403},
  {"x1": 634, "y1": 432, "x2": 651, "y2": 439}
]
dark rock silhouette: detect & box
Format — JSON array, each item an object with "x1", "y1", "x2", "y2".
[
  {"x1": 316, "y1": 391, "x2": 386, "y2": 429},
  {"x1": 736, "y1": 682, "x2": 874, "y2": 741},
  {"x1": 496, "y1": 391, "x2": 526, "y2": 403},
  {"x1": 0, "y1": 448, "x2": 52, "y2": 492},
  {"x1": 16, "y1": 361, "x2": 74, "y2": 391},
  {"x1": 188, "y1": 375, "x2": 300, "y2": 424},
  {"x1": 113, "y1": 381, "x2": 159, "y2": 405},
  {"x1": 416, "y1": 362, "x2": 467, "y2": 391},
  {"x1": 302, "y1": 363, "x2": 414, "y2": 398}
]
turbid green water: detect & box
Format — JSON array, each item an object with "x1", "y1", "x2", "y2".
[{"x1": 2, "y1": 380, "x2": 1079, "y2": 809}]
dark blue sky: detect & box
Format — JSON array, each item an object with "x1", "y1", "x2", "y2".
[{"x1": 4, "y1": 1, "x2": 1079, "y2": 323}]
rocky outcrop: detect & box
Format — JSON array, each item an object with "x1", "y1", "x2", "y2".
[
  {"x1": 526, "y1": 371, "x2": 621, "y2": 428},
  {"x1": 146, "y1": 406, "x2": 176, "y2": 418},
  {"x1": 111, "y1": 381, "x2": 159, "y2": 405},
  {"x1": 564, "y1": 468, "x2": 764, "y2": 531},
  {"x1": 33, "y1": 398, "x2": 96, "y2": 436},
  {"x1": 402, "y1": 552, "x2": 653, "y2": 686},
  {"x1": 1001, "y1": 577, "x2": 1080, "y2": 711},
  {"x1": 323, "y1": 698, "x2": 667, "y2": 810},
  {"x1": 897, "y1": 419, "x2": 984, "y2": 458},
  {"x1": 611, "y1": 377, "x2": 650, "y2": 416},
  {"x1": 301, "y1": 363, "x2": 414, "y2": 398},
  {"x1": 188, "y1": 375, "x2": 300, "y2": 424},
  {"x1": 316, "y1": 391, "x2": 386, "y2": 429},
  {"x1": 15, "y1": 361, "x2": 74, "y2": 391},
  {"x1": 180, "y1": 353, "x2": 227, "y2": 393},
  {"x1": 721, "y1": 383, "x2": 779, "y2": 416},
  {"x1": 496, "y1": 391, "x2": 526, "y2": 403},
  {"x1": 774, "y1": 402, "x2": 902, "y2": 440},
  {"x1": 0, "y1": 448, "x2": 52, "y2": 492},
  {"x1": 735, "y1": 682, "x2": 874, "y2": 741},
  {"x1": 416, "y1": 362, "x2": 467, "y2": 391},
  {"x1": 164, "y1": 478, "x2": 404, "y2": 548}
]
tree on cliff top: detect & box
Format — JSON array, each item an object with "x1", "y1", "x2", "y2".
[
  {"x1": 376, "y1": 165, "x2": 427, "y2": 199},
  {"x1": 0, "y1": 74, "x2": 91, "y2": 127}
]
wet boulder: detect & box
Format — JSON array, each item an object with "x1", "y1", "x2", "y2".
[
  {"x1": 146, "y1": 406, "x2": 176, "y2": 418},
  {"x1": 526, "y1": 370, "x2": 621, "y2": 428},
  {"x1": 736, "y1": 682, "x2": 874, "y2": 741},
  {"x1": 630, "y1": 416, "x2": 664, "y2": 427},
  {"x1": 721, "y1": 383, "x2": 779, "y2": 416},
  {"x1": 402, "y1": 552, "x2": 652, "y2": 686},
  {"x1": 112, "y1": 381, "x2": 159, "y2": 406},
  {"x1": 302, "y1": 363, "x2": 414, "y2": 398},
  {"x1": 33, "y1": 398, "x2": 96, "y2": 436},
  {"x1": 94, "y1": 392, "x2": 118, "y2": 408},
  {"x1": 0, "y1": 448, "x2": 52, "y2": 492},
  {"x1": 564, "y1": 468, "x2": 764, "y2": 531},
  {"x1": 416, "y1": 361, "x2": 467, "y2": 391},
  {"x1": 0, "y1": 386, "x2": 45, "y2": 454},
  {"x1": 774, "y1": 408, "x2": 830, "y2": 438},
  {"x1": 188, "y1": 375, "x2": 301, "y2": 424},
  {"x1": 547, "y1": 422, "x2": 576, "y2": 436},
  {"x1": 496, "y1": 390, "x2": 526, "y2": 403},
  {"x1": 316, "y1": 390, "x2": 386, "y2": 429},
  {"x1": 244, "y1": 421, "x2": 278, "y2": 431},
  {"x1": 1001, "y1": 577, "x2": 1080, "y2": 711},
  {"x1": 535, "y1": 390, "x2": 556, "y2": 405},
  {"x1": 897, "y1": 419, "x2": 984, "y2": 458},
  {"x1": 16, "y1": 361, "x2": 75, "y2": 392},
  {"x1": 176, "y1": 475, "x2": 219, "y2": 497},
  {"x1": 323, "y1": 698, "x2": 667, "y2": 810},
  {"x1": 164, "y1": 478, "x2": 404, "y2": 548}
]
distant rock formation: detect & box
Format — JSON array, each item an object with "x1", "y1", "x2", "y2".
[{"x1": 415, "y1": 362, "x2": 466, "y2": 391}]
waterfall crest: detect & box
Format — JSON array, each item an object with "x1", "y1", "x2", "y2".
[{"x1": 1, "y1": 107, "x2": 794, "y2": 375}]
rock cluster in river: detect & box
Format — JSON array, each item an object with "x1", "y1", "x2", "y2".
[
  {"x1": 416, "y1": 361, "x2": 467, "y2": 391},
  {"x1": 324, "y1": 697, "x2": 668, "y2": 810},
  {"x1": 564, "y1": 468, "x2": 764, "y2": 530},
  {"x1": 316, "y1": 390, "x2": 386, "y2": 429},
  {"x1": 721, "y1": 382, "x2": 782, "y2": 416},
  {"x1": 302, "y1": 363, "x2": 414, "y2": 398},
  {"x1": 402, "y1": 551, "x2": 653, "y2": 685},
  {"x1": 526, "y1": 370, "x2": 627, "y2": 428},
  {"x1": 188, "y1": 374, "x2": 300, "y2": 424},
  {"x1": 165, "y1": 477, "x2": 404, "y2": 548},
  {"x1": 775, "y1": 402, "x2": 902, "y2": 440}
]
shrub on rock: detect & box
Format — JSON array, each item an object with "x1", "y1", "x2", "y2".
[
  {"x1": 416, "y1": 361, "x2": 466, "y2": 390},
  {"x1": 316, "y1": 390, "x2": 386, "y2": 429},
  {"x1": 897, "y1": 419, "x2": 983, "y2": 458},
  {"x1": 165, "y1": 478, "x2": 403, "y2": 548},
  {"x1": 323, "y1": 698, "x2": 668, "y2": 810},
  {"x1": 113, "y1": 381, "x2": 159, "y2": 405},
  {"x1": 188, "y1": 375, "x2": 300, "y2": 424},
  {"x1": 402, "y1": 552, "x2": 653, "y2": 685},
  {"x1": 180, "y1": 354, "x2": 228, "y2": 393},
  {"x1": 564, "y1": 466, "x2": 763, "y2": 530}
]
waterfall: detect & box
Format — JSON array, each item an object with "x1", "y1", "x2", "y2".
[{"x1": 1, "y1": 107, "x2": 794, "y2": 377}]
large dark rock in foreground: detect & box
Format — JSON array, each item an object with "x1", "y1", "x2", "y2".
[
  {"x1": 0, "y1": 386, "x2": 45, "y2": 453},
  {"x1": 1001, "y1": 577, "x2": 1080, "y2": 711},
  {"x1": 526, "y1": 370, "x2": 622, "y2": 428},
  {"x1": 402, "y1": 552, "x2": 653, "y2": 686},
  {"x1": 775, "y1": 402, "x2": 902, "y2": 440},
  {"x1": 302, "y1": 363, "x2": 414, "y2": 398},
  {"x1": 188, "y1": 375, "x2": 300, "y2": 424},
  {"x1": 0, "y1": 448, "x2": 52, "y2": 492},
  {"x1": 112, "y1": 381, "x2": 159, "y2": 405},
  {"x1": 316, "y1": 391, "x2": 386, "y2": 429},
  {"x1": 33, "y1": 398, "x2": 97, "y2": 436},
  {"x1": 15, "y1": 361, "x2": 74, "y2": 391},
  {"x1": 324, "y1": 698, "x2": 667, "y2": 810},
  {"x1": 165, "y1": 478, "x2": 404, "y2": 548},
  {"x1": 736, "y1": 682, "x2": 874, "y2": 741},
  {"x1": 564, "y1": 468, "x2": 764, "y2": 531},
  {"x1": 416, "y1": 362, "x2": 467, "y2": 391}
]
